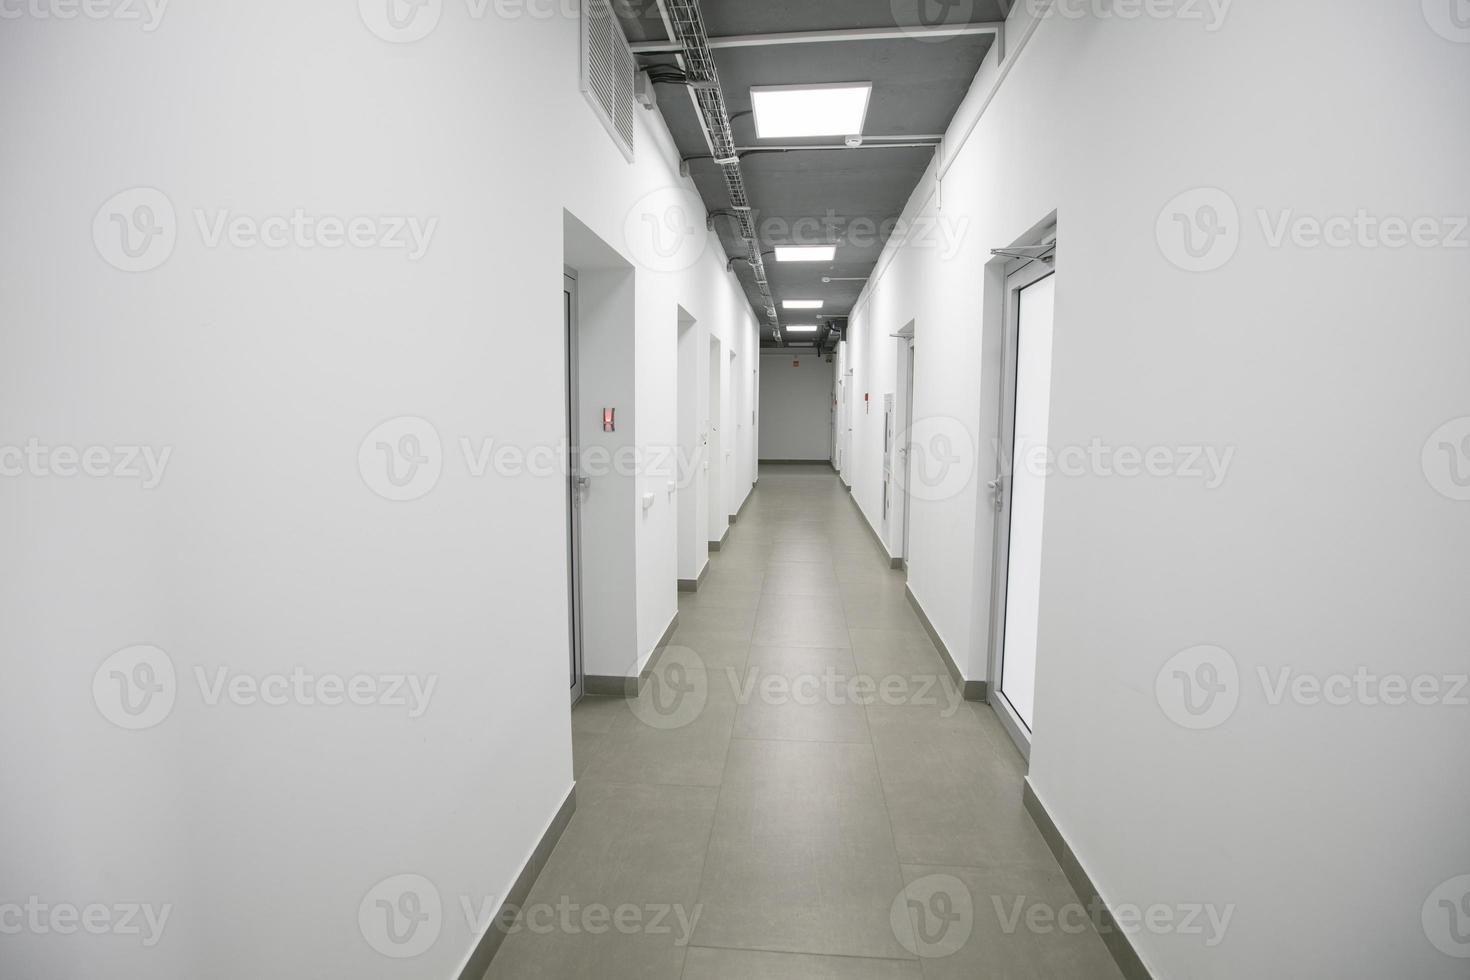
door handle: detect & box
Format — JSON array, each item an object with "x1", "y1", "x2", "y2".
[{"x1": 573, "y1": 476, "x2": 591, "y2": 491}]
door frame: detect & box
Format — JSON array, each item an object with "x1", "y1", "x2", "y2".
[
  {"x1": 899, "y1": 333, "x2": 916, "y2": 565},
  {"x1": 985, "y1": 255, "x2": 1055, "y2": 760},
  {"x1": 707, "y1": 335, "x2": 723, "y2": 544},
  {"x1": 563, "y1": 269, "x2": 585, "y2": 705}
]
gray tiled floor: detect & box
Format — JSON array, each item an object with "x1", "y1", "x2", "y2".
[{"x1": 486, "y1": 463, "x2": 1122, "y2": 980}]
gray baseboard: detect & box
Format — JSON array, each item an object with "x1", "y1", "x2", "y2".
[
  {"x1": 582, "y1": 674, "x2": 640, "y2": 697},
  {"x1": 583, "y1": 612, "x2": 680, "y2": 698},
  {"x1": 843, "y1": 486, "x2": 893, "y2": 561},
  {"x1": 759, "y1": 458, "x2": 831, "y2": 464},
  {"x1": 1022, "y1": 782, "x2": 1155, "y2": 980},
  {"x1": 733, "y1": 487, "x2": 756, "y2": 521},
  {"x1": 708, "y1": 525, "x2": 730, "y2": 551},
  {"x1": 889, "y1": 556, "x2": 904, "y2": 570},
  {"x1": 457, "y1": 785, "x2": 577, "y2": 980},
  {"x1": 678, "y1": 559, "x2": 711, "y2": 593},
  {"x1": 904, "y1": 585, "x2": 987, "y2": 702}
]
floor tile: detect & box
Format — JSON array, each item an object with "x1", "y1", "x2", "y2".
[
  {"x1": 753, "y1": 594, "x2": 852, "y2": 648},
  {"x1": 762, "y1": 560, "x2": 841, "y2": 597},
  {"x1": 897, "y1": 864, "x2": 1125, "y2": 980},
  {"x1": 681, "y1": 946, "x2": 922, "y2": 978},
  {"x1": 693, "y1": 740, "x2": 913, "y2": 959},
  {"x1": 484, "y1": 782, "x2": 717, "y2": 980},
  {"x1": 667, "y1": 629, "x2": 752, "y2": 671},
  {"x1": 868, "y1": 707, "x2": 1053, "y2": 868},
  {"x1": 848, "y1": 629, "x2": 947, "y2": 678},
  {"x1": 730, "y1": 648, "x2": 871, "y2": 744},
  {"x1": 577, "y1": 668, "x2": 737, "y2": 788}
]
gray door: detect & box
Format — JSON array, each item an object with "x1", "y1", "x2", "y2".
[{"x1": 564, "y1": 272, "x2": 585, "y2": 704}]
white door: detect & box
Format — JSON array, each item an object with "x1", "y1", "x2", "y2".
[
  {"x1": 841, "y1": 368, "x2": 854, "y2": 482},
  {"x1": 988, "y1": 258, "x2": 1056, "y2": 756},
  {"x1": 564, "y1": 272, "x2": 585, "y2": 705},
  {"x1": 899, "y1": 338, "x2": 916, "y2": 563},
  {"x1": 835, "y1": 375, "x2": 846, "y2": 470},
  {"x1": 707, "y1": 337, "x2": 723, "y2": 542},
  {"x1": 882, "y1": 392, "x2": 895, "y2": 536}
]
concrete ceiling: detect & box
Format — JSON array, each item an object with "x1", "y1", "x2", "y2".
[{"x1": 617, "y1": 0, "x2": 1003, "y2": 348}]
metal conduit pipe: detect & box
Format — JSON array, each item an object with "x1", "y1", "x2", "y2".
[{"x1": 656, "y1": 0, "x2": 783, "y2": 344}]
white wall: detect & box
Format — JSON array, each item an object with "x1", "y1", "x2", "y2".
[
  {"x1": 842, "y1": 3, "x2": 1470, "y2": 979},
  {"x1": 0, "y1": 5, "x2": 758, "y2": 979},
  {"x1": 758, "y1": 352, "x2": 835, "y2": 461}
]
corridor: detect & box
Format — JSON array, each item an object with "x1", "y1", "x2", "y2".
[{"x1": 486, "y1": 464, "x2": 1122, "y2": 979}]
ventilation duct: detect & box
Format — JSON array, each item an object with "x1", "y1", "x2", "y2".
[
  {"x1": 581, "y1": 0, "x2": 636, "y2": 162},
  {"x1": 660, "y1": 0, "x2": 782, "y2": 343}
]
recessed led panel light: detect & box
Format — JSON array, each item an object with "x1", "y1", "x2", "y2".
[
  {"x1": 751, "y1": 82, "x2": 872, "y2": 139},
  {"x1": 775, "y1": 246, "x2": 836, "y2": 263},
  {"x1": 782, "y1": 300, "x2": 824, "y2": 309},
  {"x1": 784, "y1": 325, "x2": 819, "y2": 333}
]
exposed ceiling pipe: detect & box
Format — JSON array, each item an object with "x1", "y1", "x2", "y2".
[
  {"x1": 629, "y1": 23, "x2": 1004, "y2": 54},
  {"x1": 654, "y1": 0, "x2": 783, "y2": 345},
  {"x1": 733, "y1": 142, "x2": 941, "y2": 152}
]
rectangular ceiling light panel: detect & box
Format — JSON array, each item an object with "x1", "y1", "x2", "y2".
[
  {"x1": 782, "y1": 300, "x2": 823, "y2": 309},
  {"x1": 751, "y1": 82, "x2": 872, "y2": 139},
  {"x1": 775, "y1": 246, "x2": 837, "y2": 263}
]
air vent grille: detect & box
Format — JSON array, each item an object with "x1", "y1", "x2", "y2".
[{"x1": 581, "y1": 0, "x2": 635, "y2": 162}]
